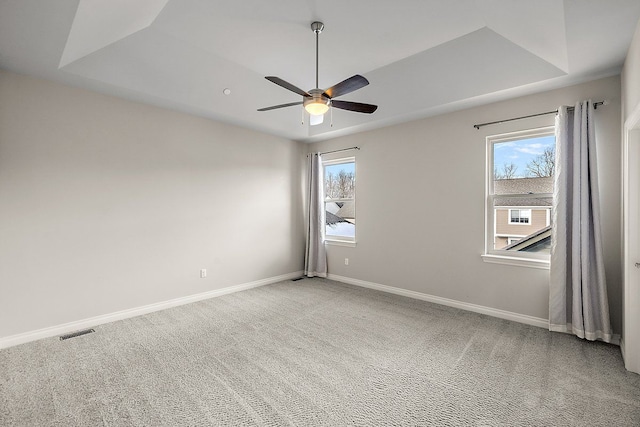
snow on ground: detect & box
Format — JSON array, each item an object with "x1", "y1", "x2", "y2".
[{"x1": 326, "y1": 222, "x2": 355, "y2": 238}]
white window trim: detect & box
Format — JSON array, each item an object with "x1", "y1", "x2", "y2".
[
  {"x1": 484, "y1": 126, "x2": 555, "y2": 268},
  {"x1": 508, "y1": 208, "x2": 532, "y2": 225},
  {"x1": 546, "y1": 208, "x2": 551, "y2": 227},
  {"x1": 322, "y1": 156, "x2": 356, "y2": 245},
  {"x1": 324, "y1": 240, "x2": 356, "y2": 247},
  {"x1": 481, "y1": 254, "x2": 550, "y2": 269}
]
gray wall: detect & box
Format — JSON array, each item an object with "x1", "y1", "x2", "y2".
[
  {"x1": 623, "y1": 19, "x2": 640, "y2": 120},
  {"x1": 308, "y1": 76, "x2": 623, "y2": 334},
  {"x1": 0, "y1": 70, "x2": 305, "y2": 338}
]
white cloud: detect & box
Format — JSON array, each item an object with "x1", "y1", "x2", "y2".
[
  {"x1": 513, "y1": 142, "x2": 553, "y2": 155},
  {"x1": 494, "y1": 141, "x2": 516, "y2": 150}
]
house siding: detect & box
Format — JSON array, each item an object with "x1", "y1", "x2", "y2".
[{"x1": 495, "y1": 208, "x2": 549, "y2": 249}]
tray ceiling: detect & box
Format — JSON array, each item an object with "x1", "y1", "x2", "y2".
[{"x1": 1, "y1": 0, "x2": 639, "y2": 142}]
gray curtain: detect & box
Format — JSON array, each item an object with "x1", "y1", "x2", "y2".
[
  {"x1": 549, "y1": 100, "x2": 612, "y2": 342},
  {"x1": 304, "y1": 153, "x2": 327, "y2": 277}
]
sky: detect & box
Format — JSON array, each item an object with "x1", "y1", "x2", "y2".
[
  {"x1": 493, "y1": 135, "x2": 555, "y2": 178},
  {"x1": 325, "y1": 161, "x2": 355, "y2": 177}
]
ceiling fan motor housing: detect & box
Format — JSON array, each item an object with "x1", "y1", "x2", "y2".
[{"x1": 304, "y1": 88, "x2": 330, "y2": 115}]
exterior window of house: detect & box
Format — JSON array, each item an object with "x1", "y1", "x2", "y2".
[
  {"x1": 323, "y1": 157, "x2": 355, "y2": 244},
  {"x1": 484, "y1": 126, "x2": 555, "y2": 268},
  {"x1": 509, "y1": 209, "x2": 531, "y2": 224}
]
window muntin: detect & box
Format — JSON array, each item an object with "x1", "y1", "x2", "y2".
[
  {"x1": 486, "y1": 127, "x2": 555, "y2": 261},
  {"x1": 323, "y1": 157, "x2": 355, "y2": 242},
  {"x1": 509, "y1": 209, "x2": 531, "y2": 224}
]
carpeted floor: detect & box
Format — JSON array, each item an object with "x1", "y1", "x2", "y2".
[{"x1": 1, "y1": 278, "x2": 639, "y2": 426}]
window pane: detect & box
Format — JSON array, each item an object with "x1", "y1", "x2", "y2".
[
  {"x1": 493, "y1": 198, "x2": 551, "y2": 253},
  {"x1": 324, "y1": 160, "x2": 355, "y2": 240},
  {"x1": 324, "y1": 162, "x2": 355, "y2": 199},
  {"x1": 325, "y1": 200, "x2": 355, "y2": 238},
  {"x1": 493, "y1": 135, "x2": 555, "y2": 195},
  {"x1": 486, "y1": 127, "x2": 555, "y2": 261}
]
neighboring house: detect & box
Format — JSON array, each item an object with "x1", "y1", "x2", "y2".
[
  {"x1": 502, "y1": 226, "x2": 552, "y2": 253},
  {"x1": 324, "y1": 201, "x2": 356, "y2": 237},
  {"x1": 325, "y1": 201, "x2": 341, "y2": 216},
  {"x1": 335, "y1": 201, "x2": 355, "y2": 224},
  {"x1": 325, "y1": 211, "x2": 344, "y2": 225},
  {"x1": 494, "y1": 177, "x2": 552, "y2": 251},
  {"x1": 325, "y1": 201, "x2": 355, "y2": 225}
]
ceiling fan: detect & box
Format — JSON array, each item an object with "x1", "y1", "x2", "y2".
[{"x1": 258, "y1": 21, "x2": 377, "y2": 125}]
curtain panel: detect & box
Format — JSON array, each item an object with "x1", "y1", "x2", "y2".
[
  {"x1": 549, "y1": 100, "x2": 613, "y2": 342},
  {"x1": 304, "y1": 153, "x2": 327, "y2": 277}
]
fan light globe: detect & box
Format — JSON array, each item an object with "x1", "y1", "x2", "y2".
[
  {"x1": 304, "y1": 89, "x2": 330, "y2": 116},
  {"x1": 305, "y1": 102, "x2": 329, "y2": 116}
]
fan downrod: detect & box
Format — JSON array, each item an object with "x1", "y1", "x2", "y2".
[{"x1": 311, "y1": 22, "x2": 324, "y2": 89}]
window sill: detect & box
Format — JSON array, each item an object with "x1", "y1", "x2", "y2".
[
  {"x1": 481, "y1": 254, "x2": 550, "y2": 270},
  {"x1": 325, "y1": 239, "x2": 356, "y2": 247}
]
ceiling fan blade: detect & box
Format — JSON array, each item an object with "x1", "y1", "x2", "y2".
[
  {"x1": 323, "y1": 75, "x2": 369, "y2": 99},
  {"x1": 257, "y1": 101, "x2": 303, "y2": 112},
  {"x1": 265, "y1": 76, "x2": 311, "y2": 97},
  {"x1": 331, "y1": 100, "x2": 378, "y2": 114}
]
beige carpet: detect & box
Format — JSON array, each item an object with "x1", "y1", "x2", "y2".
[{"x1": 1, "y1": 278, "x2": 639, "y2": 426}]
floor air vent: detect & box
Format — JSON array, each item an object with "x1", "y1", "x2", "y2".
[
  {"x1": 59, "y1": 329, "x2": 95, "y2": 341},
  {"x1": 291, "y1": 277, "x2": 305, "y2": 281}
]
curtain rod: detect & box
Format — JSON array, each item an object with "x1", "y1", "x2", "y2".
[
  {"x1": 473, "y1": 101, "x2": 606, "y2": 130},
  {"x1": 319, "y1": 146, "x2": 360, "y2": 156}
]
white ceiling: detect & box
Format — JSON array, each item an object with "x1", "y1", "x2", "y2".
[{"x1": 1, "y1": 0, "x2": 639, "y2": 142}]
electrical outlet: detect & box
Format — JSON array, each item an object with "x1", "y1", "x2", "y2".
[
  {"x1": 200, "y1": 269, "x2": 207, "y2": 278},
  {"x1": 344, "y1": 258, "x2": 349, "y2": 265}
]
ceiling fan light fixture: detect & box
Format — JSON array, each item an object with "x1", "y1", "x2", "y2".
[
  {"x1": 258, "y1": 21, "x2": 377, "y2": 118},
  {"x1": 304, "y1": 100, "x2": 330, "y2": 116},
  {"x1": 304, "y1": 89, "x2": 330, "y2": 115}
]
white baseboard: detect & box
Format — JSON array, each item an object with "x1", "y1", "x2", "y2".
[
  {"x1": 328, "y1": 274, "x2": 622, "y2": 345},
  {"x1": 0, "y1": 271, "x2": 303, "y2": 350},
  {"x1": 328, "y1": 274, "x2": 550, "y2": 329}
]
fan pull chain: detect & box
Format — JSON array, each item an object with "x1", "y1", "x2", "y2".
[{"x1": 330, "y1": 104, "x2": 333, "y2": 127}]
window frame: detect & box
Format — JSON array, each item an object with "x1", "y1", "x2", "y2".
[
  {"x1": 322, "y1": 156, "x2": 356, "y2": 246},
  {"x1": 482, "y1": 126, "x2": 555, "y2": 269}
]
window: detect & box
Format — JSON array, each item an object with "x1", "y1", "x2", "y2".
[
  {"x1": 323, "y1": 157, "x2": 356, "y2": 244},
  {"x1": 484, "y1": 126, "x2": 555, "y2": 268},
  {"x1": 509, "y1": 209, "x2": 531, "y2": 224}
]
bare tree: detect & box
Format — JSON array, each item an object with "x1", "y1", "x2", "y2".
[
  {"x1": 325, "y1": 171, "x2": 355, "y2": 198},
  {"x1": 526, "y1": 147, "x2": 555, "y2": 177},
  {"x1": 494, "y1": 162, "x2": 518, "y2": 179},
  {"x1": 336, "y1": 170, "x2": 354, "y2": 198},
  {"x1": 324, "y1": 172, "x2": 337, "y2": 198}
]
